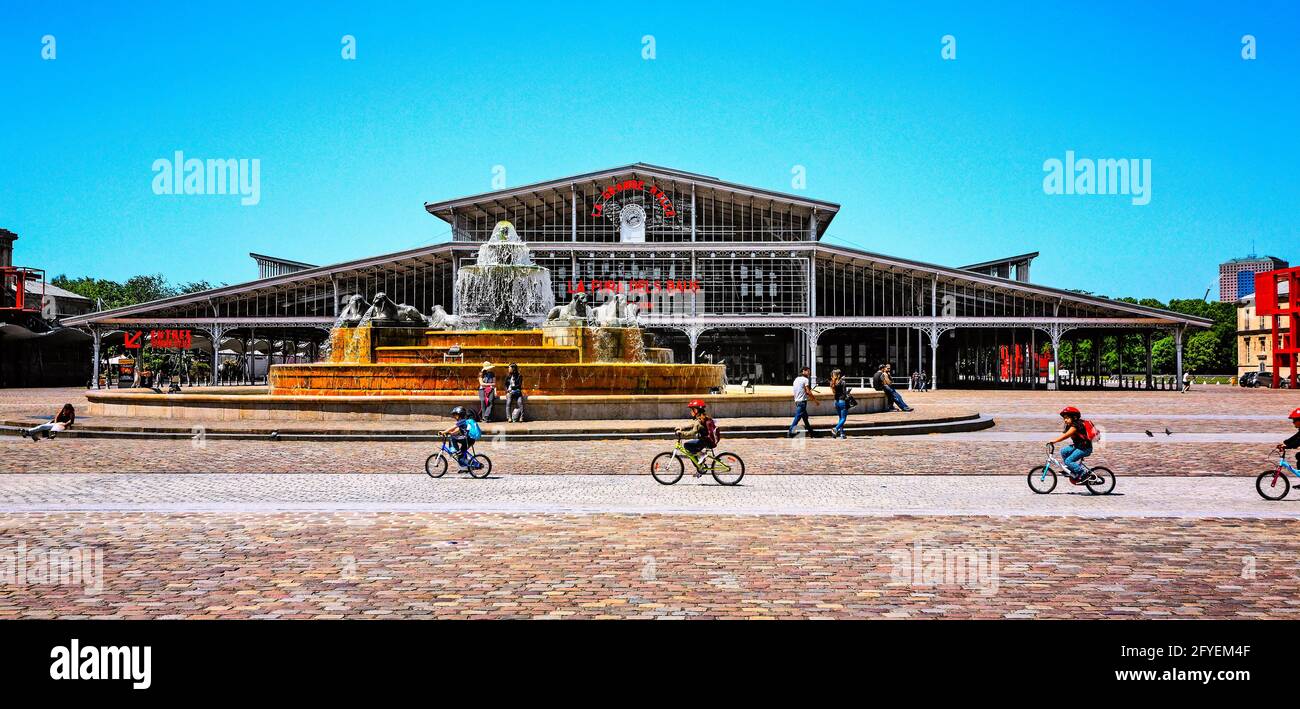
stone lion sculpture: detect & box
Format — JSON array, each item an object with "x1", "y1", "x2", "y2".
[
  {"x1": 337, "y1": 294, "x2": 369, "y2": 327},
  {"x1": 395, "y1": 304, "x2": 427, "y2": 324},
  {"x1": 590, "y1": 293, "x2": 639, "y2": 325},
  {"x1": 360, "y1": 292, "x2": 399, "y2": 324},
  {"x1": 427, "y1": 304, "x2": 459, "y2": 330},
  {"x1": 545, "y1": 292, "x2": 589, "y2": 323}
]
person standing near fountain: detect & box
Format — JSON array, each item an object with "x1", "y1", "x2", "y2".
[
  {"x1": 505, "y1": 363, "x2": 525, "y2": 423},
  {"x1": 478, "y1": 361, "x2": 497, "y2": 421}
]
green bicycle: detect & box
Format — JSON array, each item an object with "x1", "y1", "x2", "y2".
[{"x1": 651, "y1": 434, "x2": 745, "y2": 485}]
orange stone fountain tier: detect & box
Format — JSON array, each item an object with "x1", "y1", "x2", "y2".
[{"x1": 268, "y1": 325, "x2": 726, "y2": 396}]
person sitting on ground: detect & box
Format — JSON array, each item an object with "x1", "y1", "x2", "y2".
[
  {"x1": 439, "y1": 405, "x2": 479, "y2": 471},
  {"x1": 1048, "y1": 405, "x2": 1096, "y2": 482},
  {"x1": 24, "y1": 403, "x2": 75, "y2": 442},
  {"x1": 675, "y1": 399, "x2": 717, "y2": 477},
  {"x1": 1276, "y1": 407, "x2": 1300, "y2": 466}
]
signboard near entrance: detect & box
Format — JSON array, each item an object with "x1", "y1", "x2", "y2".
[
  {"x1": 126, "y1": 329, "x2": 192, "y2": 350},
  {"x1": 149, "y1": 329, "x2": 193, "y2": 350}
]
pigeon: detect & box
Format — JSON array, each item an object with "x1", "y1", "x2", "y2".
[
  {"x1": 270, "y1": 430, "x2": 280, "y2": 441},
  {"x1": 1145, "y1": 430, "x2": 1154, "y2": 437},
  {"x1": 1164, "y1": 428, "x2": 1173, "y2": 436}
]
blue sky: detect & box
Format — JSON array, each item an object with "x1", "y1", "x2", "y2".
[{"x1": 1, "y1": 1, "x2": 1296, "y2": 300}]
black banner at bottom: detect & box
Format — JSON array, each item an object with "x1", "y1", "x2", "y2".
[{"x1": 0, "y1": 619, "x2": 1286, "y2": 696}]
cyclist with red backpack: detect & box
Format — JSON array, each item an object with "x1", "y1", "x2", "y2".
[
  {"x1": 1049, "y1": 406, "x2": 1099, "y2": 481},
  {"x1": 676, "y1": 400, "x2": 720, "y2": 476}
]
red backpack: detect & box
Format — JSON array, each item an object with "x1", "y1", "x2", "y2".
[
  {"x1": 1081, "y1": 419, "x2": 1100, "y2": 441},
  {"x1": 704, "y1": 417, "x2": 721, "y2": 447}
]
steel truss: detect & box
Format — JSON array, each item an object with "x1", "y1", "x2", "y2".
[{"x1": 642, "y1": 316, "x2": 1187, "y2": 390}]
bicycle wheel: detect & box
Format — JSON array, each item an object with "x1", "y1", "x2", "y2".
[
  {"x1": 469, "y1": 453, "x2": 492, "y2": 479},
  {"x1": 1085, "y1": 466, "x2": 1116, "y2": 495},
  {"x1": 1256, "y1": 470, "x2": 1290, "y2": 501},
  {"x1": 1027, "y1": 465, "x2": 1056, "y2": 494},
  {"x1": 425, "y1": 453, "x2": 448, "y2": 478},
  {"x1": 651, "y1": 452, "x2": 684, "y2": 485},
  {"x1": 709, "y1": 452, "x2": 745, "y2": 486}
]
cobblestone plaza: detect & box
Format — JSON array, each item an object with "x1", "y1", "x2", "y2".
[{"x1": 3, "y1": 386, "x2": 1298, "y2": 619}]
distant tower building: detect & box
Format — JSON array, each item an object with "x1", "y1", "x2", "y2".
[
  {"x1": 1221, "y1": 255, "x2": 1288, "y2": 301},
  {"x1": 0, "y1": 228, "x2": 16, "y2": 267}
]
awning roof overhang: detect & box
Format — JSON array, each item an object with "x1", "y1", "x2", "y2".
[{"x1": 423, "y1": 163, "x2": 842, "y2": 238}]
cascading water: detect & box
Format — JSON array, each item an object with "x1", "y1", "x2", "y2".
[{"x1": 455, "y1": 221, "x2": 554, "y2": 329}]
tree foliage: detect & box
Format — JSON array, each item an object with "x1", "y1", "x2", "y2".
[
  {"x1": 1055, "y1": 295, "x2": 1238, "y2": 374},
  {"x1": 51, "y1": 273, "x2": 222, "y2": 310}
]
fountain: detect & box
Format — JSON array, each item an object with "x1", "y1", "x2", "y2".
[
  {"x1": 265, "y1": 221, "x2": 726, "y2": 401},
  {"x1": 86, "y1": 222, "x2": 885, "y2": 421},
  {"x1": 455, "y1": 221, "x2": 553, "y2": 330}
]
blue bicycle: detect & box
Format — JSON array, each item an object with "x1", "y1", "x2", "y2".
[
  {"x1": 1028, "y1": 443, "x2": 1115, "y2": 495},
  {"x1": 1256, "y1": 447, "x2": 1299, "y2": 501},
  {"x1": 425, "y1": 434, "x2": 492, "y2": 479}
]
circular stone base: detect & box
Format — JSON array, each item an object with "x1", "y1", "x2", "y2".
[{"x1": 85, "y1": 387, "x2": 889, "y2": 422}]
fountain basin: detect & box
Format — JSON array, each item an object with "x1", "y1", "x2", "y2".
[
  {"x1": 85, "y1": 387, "x2": 865, "y2": 421},
  {"x1": 270, "y1": 361, "x2": 725, "y2": 396}
]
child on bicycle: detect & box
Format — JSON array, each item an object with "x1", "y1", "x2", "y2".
[
  {"x1": 440, "y1": 405, "x2": 479, "y2": 470},
  {"x1": 1049, "y1": 406, "x2": 1094, "y2": 481},
  {"x1": 1276, "y1": 407, "x2": 1300, "y2": 463},
  {"x1": 675, "y1": 399, "x2": 716, "y2": 476}
]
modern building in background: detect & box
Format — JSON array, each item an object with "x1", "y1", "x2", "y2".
[
  {"x1": 1237, "y1": 293, "x2": 1275, "y2": 377},
  {"x1": 1220, "y1": 255, "x2": 1288, "y2": 301},
  {"x1": 63, "y1": 164, "x2": 1211, "y2": 389}
]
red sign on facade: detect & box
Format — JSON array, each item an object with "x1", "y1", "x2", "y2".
[
  {"x1": 148, "y1": 329, "x2": 193, "y2": 350},
  {"x1": 123, "y1": 331, "x2": 143, "y2": 349},
  {"x1": 590, "y1": 179, "x2": 677, "y2": 219},
  {"x1": 567, "y1": 279, "x2": 701, "y2": 295}
]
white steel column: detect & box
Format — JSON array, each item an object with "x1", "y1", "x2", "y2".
[
  {"x1": 1174, "y1": 326, "x2": 1184, "y2": 386},
  {"x1": 90, "y1": 327, "x2": 102, "y2": 389},
  {"x1": 690, "y1": 184, "x2": 696, "y2": 242},
  {"x1": 931, "y1": 276, "x2": 940, "y2": 390},
  {"x1": 209, "y1": 324, "x2": 224, "y2": 386}
]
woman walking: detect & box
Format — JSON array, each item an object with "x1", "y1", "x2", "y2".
[{"x1": 830, "y1": 369, "x2": 850, "y2": 439}]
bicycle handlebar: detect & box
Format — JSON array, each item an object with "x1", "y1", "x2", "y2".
[{"x1": 1045, "y1": 442, "x2": 1056, "y2": 452}]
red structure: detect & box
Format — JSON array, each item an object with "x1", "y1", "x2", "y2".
[
  {"x1": 0, "y1": 266, "x2": 46, "y2": 319},
  {"x1": 0, "y1": 228, "x2": 46, "y2": 324},
  {"x1": 1255, "y1": 266, "x2": 1299, "y2": 389}
]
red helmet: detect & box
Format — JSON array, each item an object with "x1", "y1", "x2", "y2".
[
  {"x1": 687, "y1": 399, "x2": 707, "y2": 411},
  {"x1": 1059, "y1": 406, "x2": 1080, "y2": 416},
  {"x1": 1289, "y1": 407, "x2": 1300, "y2": 420}
]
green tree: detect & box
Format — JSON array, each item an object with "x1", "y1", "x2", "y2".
[
  {"x1": 1183, "y1": 330, "x2": 1222, "y2": 373},
  {"x1": 51, "y1": 273, "x2": 223, "y2": 310}
]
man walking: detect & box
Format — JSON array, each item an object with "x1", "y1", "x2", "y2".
[
  {"x1": 788, "y1": 366, "x2": 819, "y2": 437},
  {"x1": 1182, "y1": 371, "x2": 1192, "y2": 393}
]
